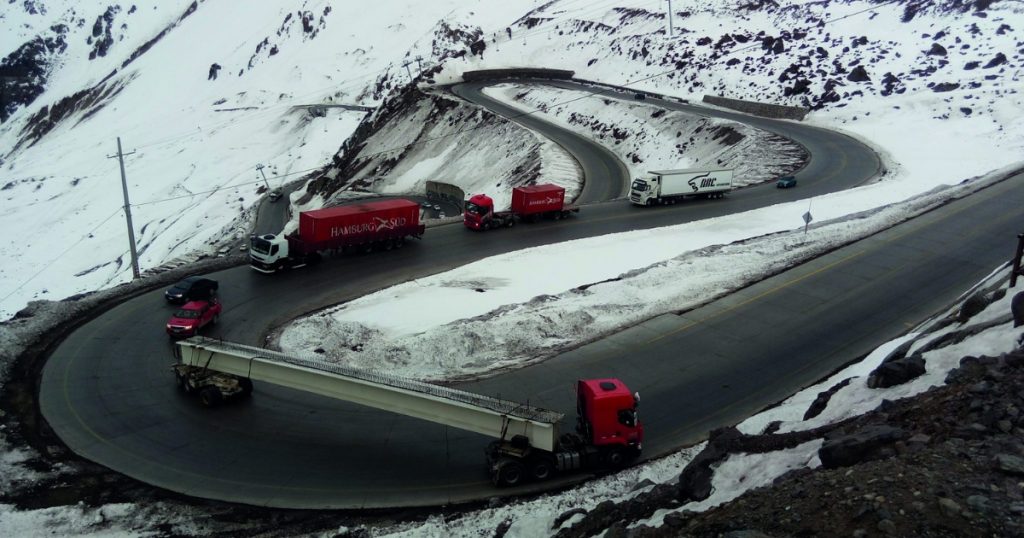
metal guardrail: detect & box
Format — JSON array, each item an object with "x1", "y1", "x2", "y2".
[{"x1": 182, "y1": 337, "x2": 564, "y2": 424}]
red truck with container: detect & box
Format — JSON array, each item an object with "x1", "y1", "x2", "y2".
[
  {"x1": 464, "y1": 184, "x2": 578, "y2": 231},
  {"x1": 250, "y1": 199, "x2": 425, "y2": 273}
]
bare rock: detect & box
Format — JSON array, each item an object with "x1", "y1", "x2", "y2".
[
  {"x1": 819, "y1": 425, "x2": 907, "y2": 469},
  {"x1": 846, "y1": 65, "x2": 870, "y2": 82},
  {"x1": 994, "y1": 454, "x2": 1024, "y2": 476},
  {"x1": 867, "y1": 355, "x2": 926, "y2": 389},
  {"x1": 804, "y1": 378, "x2": 853, "y2": 420}
]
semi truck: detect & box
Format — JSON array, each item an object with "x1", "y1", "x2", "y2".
[
  {"x1": 173, "y1": 337, "x2": 643, "y2": 487},
  {"x1": 464, "y1": 184, "x2": 579, "y2": 231},
  {"x1": 629, "y1": 168, "x2": 733, "y2": 206},
  {"x1": 250, "y1": 199, "x2": 425, "y2": 273}
]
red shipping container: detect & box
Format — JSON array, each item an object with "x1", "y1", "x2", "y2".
[
  {"x1": 511, "y1": 184, "x2": 565, "y2": 215},
  {"x1": 299, "y1": 199, "x2": 421, "y2": 245}
]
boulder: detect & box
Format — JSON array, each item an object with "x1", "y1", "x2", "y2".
[
  {"x1": 867, "y1": 355, "x2": 926, "y2": 388},
  {"x1": 846, "y1": 65, "x2": 870, "y2": 82},
  {"x1": 1011, "y1": 291, "x2": 1024, "y2": 328},
  {"x1": 819, "y1": 425, "x2": 907, "y2": 469}
]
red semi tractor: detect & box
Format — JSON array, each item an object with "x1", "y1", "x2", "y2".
[
  {"x1": 464, "y1": 184, "x2": 578, "y2": 231},
  {"x1": 250, "y1": 199, "x2": 425, "y2": 273}
]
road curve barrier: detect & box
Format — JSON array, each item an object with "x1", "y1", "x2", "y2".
[
  {"x1": 702, "y1": 95, "x2": 809, "y2": 121},
  {"x1": 462, "y1": 68, "x2": 575, "y2": 82}
]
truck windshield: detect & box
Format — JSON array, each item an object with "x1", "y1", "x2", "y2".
[
  {"x1": 465, "y1": 202, "x2": 485, "y2": 215},
  {"x1": 631, "y1": 180, "x2": 648, "y2": 192},
  {"x1": 251, "y1": 237, "x2": 271, "y2": 255}
]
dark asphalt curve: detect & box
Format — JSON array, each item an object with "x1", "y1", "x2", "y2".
[
  {"x1": 452, "y1": 82, "x2": 629, "y2": 203},
  {"x1": 40, "y1": 79, "x2": 957, "y2": 509}
]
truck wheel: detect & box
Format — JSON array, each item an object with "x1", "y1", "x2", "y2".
[
  {"x1": 529, "y1": 457, "x2": 555, "y2": 481},
  {"x1": 506, "y1": 218, "x2": 514, "y2": 228},
  {"x1": 199, "y1": 386, "x2": 223, "y2": 408},
  {"x1": 605, "y1": 447, "x2": 627, "y2": 468},
  {"x1": 238, "y1": 377, "x2": 254, "y2": 397},
  {"x1": 494, "y1": 459, "x2": 525, "y2": 487},
  {"x1": 175, "y1": 371, "x2": 188, "y2": 392},
  {"x1": 553, "y1": 211, "x2": 562, "y2": 220}
]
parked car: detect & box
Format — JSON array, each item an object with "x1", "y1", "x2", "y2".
[
  {"x1": 166, "y1": 299, "x2": 222, "y2": 338},
  {"x1": 164, "y1": 276, "x2": 219, "y2": 304},
  {"x1": 776, "y1": 175, "x2": 797, "y2": 189}
]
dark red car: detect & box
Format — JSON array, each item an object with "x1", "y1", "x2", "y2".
[{"x1": 166, "y1": 299, "x2": 222, "y2": 338}]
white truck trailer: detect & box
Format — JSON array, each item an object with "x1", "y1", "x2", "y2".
[{"x1": 629, "y1": 168, "x2": 734, "y2": 206}]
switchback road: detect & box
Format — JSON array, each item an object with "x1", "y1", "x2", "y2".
[{"x1": 39, "y1": 79, "x2": 1018, "y2": 510}]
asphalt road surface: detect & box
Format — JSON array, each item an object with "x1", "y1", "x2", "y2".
[{"x1": 40, "y1": 80, "x2": 1020, "y2": 509}]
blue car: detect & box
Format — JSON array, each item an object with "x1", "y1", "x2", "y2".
[
  {"x1": 776, "y1": 175, "x2": 797, "y2": 189},
  {"x1": 165, "y1": 276, "x2": 219, "y2": 304}
]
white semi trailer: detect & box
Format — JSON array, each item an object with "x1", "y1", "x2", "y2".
[{"x1": 629, "y1": 168, "x2": 734, "y2": 206}]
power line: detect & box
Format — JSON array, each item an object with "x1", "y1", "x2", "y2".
[
  {"x1": 129, "y1": 164, "x2": 325, "y2": 207},
  {"x1": 0, "y1": 206, "x2": 123, "y2": 310}
]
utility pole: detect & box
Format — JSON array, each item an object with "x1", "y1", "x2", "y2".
[
  {"x1": 402, "y1": 58, "x2": 415, "y2": 80},
  {"x1": 666, "y1": 0, "x2": 674, "y2": 37},
  {"x1": 108, "y1": 137, "x2": 140, "y2": 279},
  {"x1": 414, "y1": 55, "x2": 424, "y2": 72},
  {"x1": 255, "y1": 163, "x2": 271, "y2": 190}
]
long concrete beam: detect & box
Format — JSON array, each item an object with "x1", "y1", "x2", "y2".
[{"x1": 176, "y1": 337, "x2": 563, "y2": 451}]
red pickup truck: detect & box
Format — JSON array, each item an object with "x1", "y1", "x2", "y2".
[{"x1": 166, "y1": 299, "x2": 222, "y2": 338}]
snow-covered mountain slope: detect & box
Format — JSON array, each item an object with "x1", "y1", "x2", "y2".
[
  {"x1": 2, "y1": 1, "x2": 1020, "y2": 319},
  {"x1": 0, "y1": 0, "x2": 549, "y2": 318}
]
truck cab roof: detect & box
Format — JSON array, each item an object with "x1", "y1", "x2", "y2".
[{"x1": 648, "y1": 168, "x2": 734, "y2": 175}]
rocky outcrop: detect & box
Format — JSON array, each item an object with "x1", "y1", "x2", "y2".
[
  {"x1": 818, "y1": 425, "x2": 907, "y2": 468},
  {"x1": 867, "y1": 355, "x2": 926, "y2": 388}
]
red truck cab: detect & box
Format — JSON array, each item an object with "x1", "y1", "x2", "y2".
[
  {"x1": 464, "y1": 185, "x2": 576, "y2": 231},
  {"x1": 463, "y1": 193, "x2": 500, "y2": 230},
  {"x1": 577, "y1": 378, "x2": 643, "y2": 463},
  {"x1": 166, "y1": 299, "x2": 222, "y2": 338}
]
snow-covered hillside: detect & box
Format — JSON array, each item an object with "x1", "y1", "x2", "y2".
[
  {"x1": 2, "y1": 0, "x2": 1021, "y2": 319},
  {"x1": 0, "y1": 0, "x2": 551, "y2": 318}
]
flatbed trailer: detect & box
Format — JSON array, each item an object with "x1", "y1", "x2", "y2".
[{"x1": 173, "y1": 337, "x2": 642, "y2": 486}]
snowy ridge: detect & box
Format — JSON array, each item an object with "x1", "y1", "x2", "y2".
[{"x1": 483, "y1": 82, "x2": 806, "y2": 183}]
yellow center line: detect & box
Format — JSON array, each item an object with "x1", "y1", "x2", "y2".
[{"x1": 645, "y1": 248, "x2": 867, "y2": 345}]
